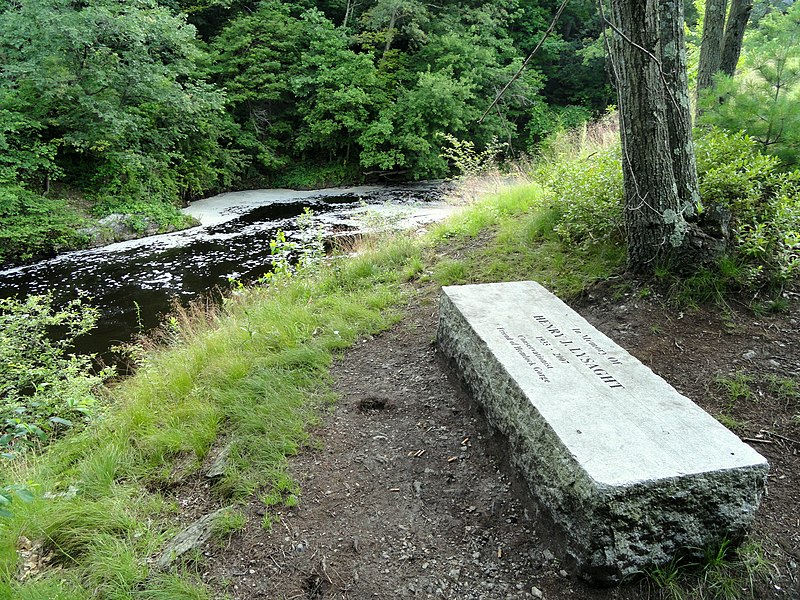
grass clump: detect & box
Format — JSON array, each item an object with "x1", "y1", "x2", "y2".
[
  {"x1": 765, "y1": 374, "x2": 800, "y2": 405},
  {"x1": 210, "y1": 509, "x2": 246, "y2": 540},
  {"x1": 430, "y1": 176, "x2": 625, "y2": 298},
  {"x1": 715, "y1": 413, "x2": 749, "y2": 434},
  {"x1": 647, "y1": 539, "x2": 771, "y2": 600},
  {"x1": 715, "y1": 372, "x2": 756, "y2": 406}
]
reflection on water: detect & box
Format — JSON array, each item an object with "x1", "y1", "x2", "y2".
[{"x1": 0, "y1": 184, "x2": 448, "y2": 358}]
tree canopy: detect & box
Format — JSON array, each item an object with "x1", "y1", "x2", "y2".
[
  {"x1": 0, "y1": 0, "x2": 612, "y2": 205},
  {"x1": 1, "y1": 0, "x2": 796, "y2": 268}
]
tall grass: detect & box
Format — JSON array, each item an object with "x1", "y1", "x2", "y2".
[
  {"x1": 428, "y1": 116, "x2": 625, "y2": 296},
  {"x1": 0, "y1": 234, "x2": 422, "y2": 598}
]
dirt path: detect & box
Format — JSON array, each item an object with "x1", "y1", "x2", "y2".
[{"x1": 203, "y1": 283, "x2": 799, "y2": 599}]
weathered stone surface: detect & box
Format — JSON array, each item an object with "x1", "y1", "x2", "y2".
[
  {"x1": 155, "y1": 507, "x2": 231, "y2": 569},
  {"x1": 204, "y1": 441, "x2": 232, "y2": 479},
  {"x1": 437, "y1": 281, "x2": 768, "y2": 583}
]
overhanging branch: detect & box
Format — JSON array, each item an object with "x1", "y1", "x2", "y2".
[{"x1": 478, "y1": 0, "x2": 569, "y2": 124}]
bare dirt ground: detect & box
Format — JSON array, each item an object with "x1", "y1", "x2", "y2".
[{"x1": 201, "y1": 280, "x2": 799, "y2": 600}]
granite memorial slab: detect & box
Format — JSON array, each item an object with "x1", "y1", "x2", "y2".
[{"x1": 437, "y1": 280, "x2": 768, "y2": 583}]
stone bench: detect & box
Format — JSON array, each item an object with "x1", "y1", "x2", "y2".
[{"x1": 437, "y1": 281, "x2": 768, "y2": 584}]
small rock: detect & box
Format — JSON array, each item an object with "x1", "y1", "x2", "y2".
[
  {"x1": 559, "y1": 569, "x2": 568, "y2": 578},
  {"x1": 155, "y1": 507, "x2": 232, "y2": 569},
  {"x1": 742, "y1": 350, "x2": 757, "y2": 360},
  {"x1": 205, "y1": 442, "x2": 232, "y2": 478},
  {"x1": 531, "y1": 587, "x2": 544, "y2": 599}
]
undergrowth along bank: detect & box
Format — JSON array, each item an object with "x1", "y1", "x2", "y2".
[
  {"x1": 423, "y1": 179, "x2": 624, "y2": 296},
  {"x1": 0, "y1": 235, "x2": 424, "y2": 598}
]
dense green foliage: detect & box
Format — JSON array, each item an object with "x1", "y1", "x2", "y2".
[
  {"x1": 0, "y1": 295, "x2": 113, "y2": 454},
  {"x1": 695, "y1": 129, "x2": 800, "y2": 286},
  {"x1": 0, "y1": 186, "x2": 88, "y2": 262},
  {"x1": 538, "y1": 146, "x2": 624, "y2": 245},
  {"x1": 698, "y1": 3, "x2": 800, "y2": 167},
  {"x1": 2, "y1": 0, "x2": 795, "y2": 263},
  {"x1": 0, "y1": 0, "x2": 614, "y2": 263},
  {"x1": 524, "y1": 124, "x2": 800, "y2": 293}
]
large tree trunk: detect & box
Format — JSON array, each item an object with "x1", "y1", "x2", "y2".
[
  {"x1": 659, "y1": 0, "x2": 700, "y2": 209},
  {"x1": 610, "y1": 0, "x2": 685, "y2": 273},
  {"x1": 696, "y1": 0, "x2": 727, "y2": 100},
  {"x1": 608, "y1": 0, "x2": 728, "y2": 274},
  {"x1": 720, "y1": 0, "x2": 753, "y2": 76}
]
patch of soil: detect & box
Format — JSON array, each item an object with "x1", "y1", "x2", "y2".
[{"x1": 201, "y1": 282, "x2": 799, "y2": 599}]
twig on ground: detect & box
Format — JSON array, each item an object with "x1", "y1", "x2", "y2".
[{"x1": 761, "y1": 430, "x2": 800, "y2": 446}]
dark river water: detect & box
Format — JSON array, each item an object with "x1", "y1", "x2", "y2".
[{"x1": 0, "y1": 183, "x2": 451, "y2": 360}]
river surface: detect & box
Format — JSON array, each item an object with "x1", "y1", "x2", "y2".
[{"x1": 0, "y1": 183, "x2": 455, "y2": 358}]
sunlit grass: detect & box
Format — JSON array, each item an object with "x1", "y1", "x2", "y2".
[
  {"x1": 430, "y1": 179, "x2": 624, "y2": 297},
  {"x1": 647, "y1": 540, "x2": 771, "y2": 600},
  {"x1": 0, "y1": 233, "x2": 422, "y2": 597}
]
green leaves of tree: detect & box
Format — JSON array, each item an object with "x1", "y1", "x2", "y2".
[
  {"x1": 698, "y1": 3, "x2": 800, "y2": 167},
  {"x1": 0, "y1": 0, "x2": 236, "y2": 201},
  {"x1": 208, "y1": 0, "x2": 588, "y2": 181}
]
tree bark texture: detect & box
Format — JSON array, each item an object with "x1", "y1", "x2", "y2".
[
  {"x1": 696, "y1": 0, "x2": 727, "y2": 98},
  {"x1": 659, "y1": 0, "x2": 700, "y2": 209},
  {"x1": 383, "y1": 8, "x2": 398, "y2": 55},
  {"x1": 610, "y1": 0, "x2": 687, "y2": 273},
  {"x1": 720, "y1": 0, "x2": 753, "y2": 76}
]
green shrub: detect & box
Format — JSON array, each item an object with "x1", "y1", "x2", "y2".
[
  {"x1": 0, "y1": 185, "x2": 88, "y2": 263},
  {"x1": 537, "y1": 146, "x2": 624, "y2": 245},
  {"x1": 438, "y1": 134, "x2": 507, "y2": 178},
  {"x1": 696, "y1": 129, "x2": 800, "y2": 285},
  {"x1": 269, "y1": 161, "x2": 361, "y2": 189},
  {"x1": 526, "y1": 103, "x2": 593, "y2": 147},
  {"x1": 0, "y1": 295, "x2": 113, "y2": 453},
  {"x1": 89, "y1": 196, "x2": 196, "y2": 233}
]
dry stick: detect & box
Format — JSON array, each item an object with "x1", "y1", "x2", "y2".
[
  {"x1": 761, "y1": 430, "x2": 800, "y2": 447},
  {"x1": 478, "y1": 0, "x2": 570, "y2": 124}
]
